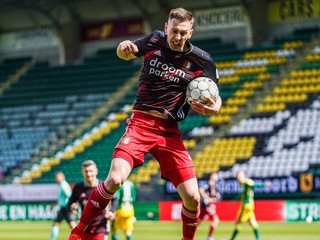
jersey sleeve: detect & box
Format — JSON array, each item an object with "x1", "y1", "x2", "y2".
[
  {"x1": 254, "y1": 182, "x2": 266, "y2": 188},
  {"x1": 61, "y1": 181, "x2": 72, "y2": 198},
  {"x1": 131, "y1": 182, "x2": 136, "y2": 202},
  {"x1": 133, "y1": 32, "x2": 158, "y2": 57},
  {"x1": 202, "y1": 59, "x2": 219, "y2": 84},
  {"x1": 246, "y1": 179, "x2": 255, "y2": 187},
  {"x1": 68, "y1": 183, "x2": 80, "y2": 206}
]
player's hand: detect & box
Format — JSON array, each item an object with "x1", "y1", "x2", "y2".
[
  {"x1": 265, "y1": 181, "x2": 272, "y2": 188},
  {"x1": 70, "y1": 202, "x2": 79, "y2": 217},
  {"x1": 118, "y1": 40, "x2": 138, "y2": 59},
  {"x1": 105, "y1": 211, "x2": 116, "y2": 220},
  {"x1": 190, "y1": 95, "x2": 221, "y2": 116}
]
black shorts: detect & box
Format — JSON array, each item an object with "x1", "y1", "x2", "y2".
[{"x1": 55, "y1": 206, "x2": 75, "y2": 223}]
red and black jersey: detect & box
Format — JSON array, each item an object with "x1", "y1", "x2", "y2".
[
  {"x1": 68, "y1": 180, "x2": 107, "y2": 235},
  {"x1": 200, "y1": 181, "x2": 221, "y2": 207},
  {"x1": 132, "y1": 30, "x2": 219, "y2": 121}
]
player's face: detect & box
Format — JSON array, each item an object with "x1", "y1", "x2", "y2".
[
  {"x1": 165, "y1": 18, "x2": 194, "y2": 52},
  {"x1": 55, "y1": 173, "x2": 64, "y2": 183},
  {"x1": 210, "y1": 173, "x2": 218, "y2": 183},
  {"x1": 82, "y1": 165, "x2": 98, "y2": 186},
  {"x1": 237, "y1": 171, "x2": 245, "y2": 182}
]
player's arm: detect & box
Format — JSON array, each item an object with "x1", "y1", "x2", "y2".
[
  {"x1": 214, "y1": 190, "x2": 222, "y2": 201},
  {"x1": 61, "y1": 182, "x2": 72, "y2": 198},
  {"x1": 191, "y1": 58, "x2": 222, "y2": 115},
  {"x1": 67, "y1": 185, "x2": 80, "y2": 216},
  {"x1": 199, "y1": 187, "x2": 212, "y2": 204},
  {"x1": 131, "y1": 182, "x2": 137, "y2": 202},
  {"x1": 254, "y1": 181, "x2": 272, "y2": 189},
  {"x1": 116, "y1": 40, "x2": 138, "y2": 60},
  {"x1": 117, "y1": 31, "x2": 159, "y2": 61},
  {"x1": 199, "y1": 187, "x2": 208, "y2": 200}
]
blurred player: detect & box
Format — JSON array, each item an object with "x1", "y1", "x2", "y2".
[
  {"x1": 68, "y1": 7, "x2": 221, "y2": 240},
  {"x1": 230, "y1": 170, "x2": 271, "y2": 240},
  {"x1": 68, "y1": 160, "x2": 118, "y2": 240},
  {"x1": 50, "y1": 171, "x2": 76, "y2": 240},
  {"x1": 111, "y1": 179, "x2": 136, "y2": 240},
  {"x1": 199, "y1": 172, "x2": 221, "y2": 240}
]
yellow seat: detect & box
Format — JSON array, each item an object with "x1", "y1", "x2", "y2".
[
  {"x1": 49, "y1": 158, "x2": 60, "y2": 166},
  {"x1": 40, "y1": 164, "x2": 51, "y2": 172},
  {"x1": 30, "y1": 170, "x2": 42, "y2": 179}
]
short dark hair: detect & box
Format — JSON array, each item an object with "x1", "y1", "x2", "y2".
[
  {"x1": 169, "y1": 7, "x2": 194, "y2": 24},
  {"x1": 82, "y1": 160, "x2": 97, "y2": 168}
]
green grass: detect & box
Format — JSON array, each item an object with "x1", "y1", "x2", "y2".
[{"x1": 0, "y1": 220, "x2": 319, "y2": 240}]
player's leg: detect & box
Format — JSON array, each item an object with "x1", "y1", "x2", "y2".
[
  {"x1": 51, "y1": 208, "x2": 64, "y2": 240},
  {"x1": 249, "y1": 213, "x2": 261, "y2": 240},
  {"x1": 176, "y1": 177, "x2": 201, "y2": 240},
  {"x1": 151, "y1": 121, "x2": 200, "y2": 240},
  {"x1": 230, "y1": 207, "x2": 246, "y2": 240},
  {"x1": 230, "y1": 220, "x2": 241, "y2": 240},
  {"x1": 207, "y1": 213, "x2": 219, "y2": 240},
  {"x1": 111, "y1": 231, "x2": 119, "y2": 240},
  {"x1": 125, "y1": 230, "x2": 133, "y2": 240},
  {"x1": 69, "y1": 157, "x2": 132, "y2": 240},
  {"x1": 111, "y1": 218, "x2": 119, "y2": 240},
  {"x1": 50, "y1": 222, "x2": 60, "y2": 240},
  {"x1": 111, "y1": 233, "x2": 119, "y2": 240},
  {"x1": 154, "y1": 130, "x2": 199, "y2": 240},
  {"x1": 124, "y1": 216, "x2": 134, "y2": 240}
]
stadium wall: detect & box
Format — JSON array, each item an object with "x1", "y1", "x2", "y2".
[
  {"x1": 1, "y1": 200, "x2": 319, "y2": 222},
  {"x1": 267, "y1": 0, "x2": 320, "y2": 38}
]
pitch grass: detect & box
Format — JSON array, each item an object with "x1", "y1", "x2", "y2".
[{"x1": 0, "y1": 220, "x2": 319, "y2": 240}]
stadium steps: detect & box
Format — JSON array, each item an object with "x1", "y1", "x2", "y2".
[
  {"x1": 65, "y1": 70, "x2": 140, "y2": 143},
  {"x1": 4, "y1": 50, "x2": 142, "y2": 183},
  {"x1": 11, "y1": 73, "x2": 141, "y2": 183},
  {"x1": 28, "y1": 72, "x2": 140, "y2": 181},
  {"x1": 0, "y1": 61, "x2": 32, "y2": 96},
  {"x1": 235, "y1": 35, "x2": 319, "y2": 117},
  {"x1": 31, "y1": 121, "x2": 128, "y2": 184},
  {"x1": 187, "y1": 35, "x2": 320, "y2": 175},
  {"x1": 255, "y1": 36, "x2": 320, "y2": 113},
  {"x1": 217, "y1": 37, "x2": 320, "y2": 179}
]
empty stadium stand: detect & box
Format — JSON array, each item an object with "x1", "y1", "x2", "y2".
[{"x1": 0, "y1": 49, "x2": 141, "y2": 183}]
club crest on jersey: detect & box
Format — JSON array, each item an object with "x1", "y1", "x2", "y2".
[
  {"x1": 120, "y1": 136, "x2": 130, "y2": 144},
  {"x1": 183, "y1": 61, "x2": 191, "y2": 69}
]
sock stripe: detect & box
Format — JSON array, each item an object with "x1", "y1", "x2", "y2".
[
  {"x1": 182, "y1": 206, "x2": 200, "y2": 219},
  {"x1": 97, "y1": 183, "x2": 113, "y2": 200}
]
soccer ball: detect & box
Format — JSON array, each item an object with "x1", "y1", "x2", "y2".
[
  {"x1": 186, "y1": 77, "x2": 219, "y2": 104},
  {"x1": 305, "y1": 216, "x2": 313, "y2": 223}
]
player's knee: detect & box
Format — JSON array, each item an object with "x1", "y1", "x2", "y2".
[
  {"x1": 183, "y1": 192, "x2": 200, "y2": 209},
  {"x1": 213, "y1": 217, "x2": 220, "y2": 225},
  {"x1": 106, "y1": 171, "x2": 125, "y2": 190}
]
